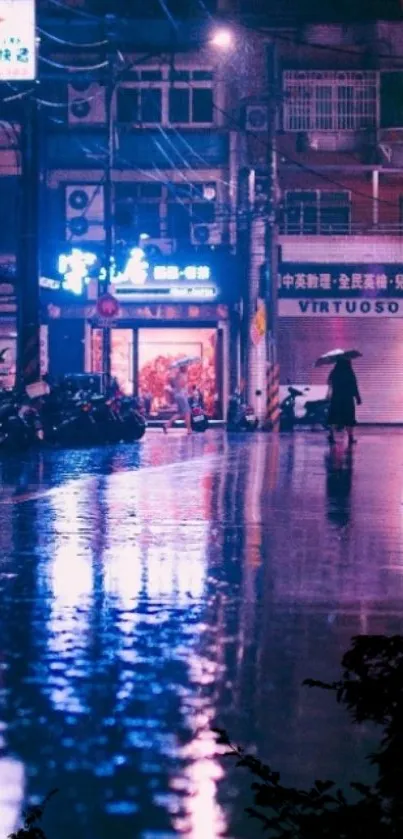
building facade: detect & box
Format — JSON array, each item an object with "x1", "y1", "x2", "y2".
[
  {"x1": 0, "y1": 4, "x2": 243, "y2": 414},
  {"x1": 274, "y1": 22, "x2": 403, "y2": 423},
  {"x1": 39, "y1": 12, "x2": 243, "y2": 416},
  {"x1": 2, "y1": 7, "x2": 403, "y2": 420}
]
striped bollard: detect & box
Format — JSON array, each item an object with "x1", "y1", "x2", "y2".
[
  {"x1": 21, "y1": 325, "x2": 41, "y2": 387},
  {"x1": 265, "y1": 362, "x2": 280, "y2": 431}
]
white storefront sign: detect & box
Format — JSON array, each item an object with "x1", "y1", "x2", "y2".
[
  {"x1": 0, "y1": 332, "x2": 16, "y2": 387},
  {"x1": 279, "y1": 298, "x2": 403, "y2": 317},
  {"x1": 0, "y1": 0, "x2": 36, "y2": 81}
]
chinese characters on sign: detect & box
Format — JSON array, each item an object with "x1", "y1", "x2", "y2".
[
  {"x1": 0, "y1": 0, "x2": 36, "y2": 81},
  {"x1": 278, "y1": 265, "x2": 403, "y2": 296}
]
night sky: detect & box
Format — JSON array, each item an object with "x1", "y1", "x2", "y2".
[{"x1": 41, "y1": 0, "x2": 403, "y2": 21}]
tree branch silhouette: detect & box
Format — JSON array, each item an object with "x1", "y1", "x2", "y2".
[{"x1": 214, "y1": 634, "x2": 403, "y2": 838}]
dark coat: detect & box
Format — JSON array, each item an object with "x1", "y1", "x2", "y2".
[{"x1": 328, "y1": 361, "x2": 361, "y2": 428}]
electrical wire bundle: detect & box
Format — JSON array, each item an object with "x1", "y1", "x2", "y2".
[{"x1": 0, "y1": 0, "x2": 399, "y2": 243}]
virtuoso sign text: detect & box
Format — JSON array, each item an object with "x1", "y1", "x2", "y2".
[{"x1": 278, "y1": 299, "x2": 403, "y2": 317}]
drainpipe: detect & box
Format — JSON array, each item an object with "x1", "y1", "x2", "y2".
[{"x1": 372, "y1": 168, "x2": 379, "y2": 227}]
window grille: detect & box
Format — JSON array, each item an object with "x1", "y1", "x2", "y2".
[{"x1": 283, "y1": 71, "x2": 377, "y2": 131}]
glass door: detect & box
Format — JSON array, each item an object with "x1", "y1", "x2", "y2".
[
  {"x1": 137, "y1": 327, "x2": 218, "y2": 416},
  {"x1": 110, "y1": 329, "x2": 134, "y2": 395}
]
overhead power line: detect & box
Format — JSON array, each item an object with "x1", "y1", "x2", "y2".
[
  {"x1": 45, "y1": 0, "x2": 102, "y2": 22},
  {"x1": 212, "y1": 101, "x2": 402, "y2": 210},
  {"x1": 39, "y1": 55, "x2": 109, "y2": 71},
  {"x1": 38, "y1": 26, "x2": 107, "y2": 49}
]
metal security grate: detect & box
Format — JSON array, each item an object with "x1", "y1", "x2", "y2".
[
  {"x1": 283, "y1": 71, "x2": 378, "y2": 131},
  {"x1": 282, "y1": 190, "x2": 351, "y2": 234}
]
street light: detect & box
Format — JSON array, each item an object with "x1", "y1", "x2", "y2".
[{"x1": 210, "y1": 28, "x2": 233, "y2": 49}]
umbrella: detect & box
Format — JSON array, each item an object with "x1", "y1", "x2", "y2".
[
  {"x1": 314, "y1": 348, "x2": 362, "y2": 368},
  {"x1": 26, "y1": 381, "x2": 50, "y2": 399},
  {"x1": 170, "y1": 356, "x2": 200, "y2": 369}
]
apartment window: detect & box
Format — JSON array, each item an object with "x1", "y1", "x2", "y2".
[
  {"x1": 114, "y1": 182, "x2": 163, "y2": 237},
  {"x1": 381, "y1": 72, "x2": 403, "y2": 128},
  {"x1": 114, "y1": 180, "x2": 217, "y2": 240},
  {"x1": 283, "y1": 71, "x2": 377, "y2": 131},
  {"x1": 116, "y1": 86, "x2": 162, "y2": 124},
  {"x1": 166, "y1": 181, "x2": 217, "y2": 238},
  {"x1": 168, "y1": 81, "x2": 213, "y2": 125},
  {"x1": 117, "y1": 67, "x2": 214, "y2": 127},
  {"x1": 283, "y1": 190, "x2": 350, "y2": 234},
  {"x1": 169, "y1": 88, "x2": 189, "y2": 123}
]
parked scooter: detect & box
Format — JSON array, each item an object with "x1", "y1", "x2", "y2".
[
  {"x1": 280, "y1": 385, "x2": 329, "y2": 432},
  {"x1": 0, "y1": 399, "x2": 41, "y2": 451},
  {"x1": 56, "y1": 395, "x2": 98, "y2": 446},
  {"x1": 189, "y1": 388, "x2": 208, "y2": 432},
  {"x1": 279, "y1": 386, "x2": 304, "y2": 431},
  {"x1": 114, "y1": 396, "x2": 147, "y2": 441},
  {"x1": 227, "y1": 390, "x2": 259, "y2": 432},
  {"x1": 190, "y1": 405, "x2": 208, "y2": 432},
  {"x1": 303, "y1": 393, "x2": 329, "y2": 429},
  {"x1": 0, "y1": 375, "x2": 148, "y2": 452}
]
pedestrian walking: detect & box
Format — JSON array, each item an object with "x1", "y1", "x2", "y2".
[
  {"x1": 164, "y1": 365, "x2": 192, "y2": 434},
  {"x1": 327, "y1": 358, "x2": 362, "y2": 446}
]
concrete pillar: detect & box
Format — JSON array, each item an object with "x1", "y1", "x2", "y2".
[
  {"x1": 17, "y1": 99, "x2": 41, "y2": 388},
  {"x1": 247, "y1": 214, "x2": 267, "y2": 421}
]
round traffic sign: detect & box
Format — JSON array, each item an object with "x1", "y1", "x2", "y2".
[{"x1": 96, "y1": 293, "x2": 120, "y2": 320}]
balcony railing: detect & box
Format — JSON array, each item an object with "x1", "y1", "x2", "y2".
[{"x1": 279, "y1": 221, "x2": 403, "y2": 236}]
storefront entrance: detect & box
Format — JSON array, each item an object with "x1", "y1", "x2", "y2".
[
  {"x1": 92, "y1": 325, "x2": 224, "y2": 417},
  {"x1": 279, "y1": 317, "x2": 403, "y2": 424}
]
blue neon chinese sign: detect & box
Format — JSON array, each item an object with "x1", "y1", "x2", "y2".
[{"x1": 57, "y1": 248, "x2": 215, "y2": 298}]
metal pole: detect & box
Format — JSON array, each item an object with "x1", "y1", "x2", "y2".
[
  {"x1": 17, "y1": 97, "x2": 41, "y2": 389},
  {"x1": 100, "y1": 16, "x2": 115, "y2": 392},
  {"x1": 372, "y1": 168, "x2": 379, "y2": 227},
  {"x1": 265, "y1": 42, "x2": 280, "y2": 430}
]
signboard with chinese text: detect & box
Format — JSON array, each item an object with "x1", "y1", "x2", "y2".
[
  {"x1": 0, "y1": 0, "x2": 36, "y2": 81},
  {"x1": 278, "y1": 264, "x2": 403, "y2": 298}
]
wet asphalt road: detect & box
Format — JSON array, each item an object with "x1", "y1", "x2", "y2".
[{"x1": 0, "y1": 429, "x2": 403, "y2": 838}]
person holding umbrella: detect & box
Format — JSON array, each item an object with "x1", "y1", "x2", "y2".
[
  {"x1": 315, "y1": 349, "x2": 362, "y2": 446},
  {"x1": 164, "y1": 357, "x2": 199, "y2": 434}
]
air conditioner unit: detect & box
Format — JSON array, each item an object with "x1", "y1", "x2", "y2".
[
  {"x1": 140, "y1": 238, "x2": 176, "y2": 258},
  {"x1": 65, "y1": 185, "x2": 105, "y2": 242},
  {"x1": 379, "y1": 128, "x2": 403, "y2": 143},
  {"x1": 306, "y1": 131, "x2": 362, "y2": 152},
  {"x1": 68, "y1": 82, "x2": 106, "y2": 126},
  {"x1": 245, "y1": 104, "x2": 269, "y2": 133},
  {"x1": 379, "y1": 142, "x2": 403, "y2": 167},
  {"x1": 191, "y1": 223, "x2": 222, "y2": 246}
]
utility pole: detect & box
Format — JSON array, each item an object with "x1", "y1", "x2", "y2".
[
  {"x1": 99, "y1": 15, "x2": 116, "y2": 391},
  {"x1": 247, "y1": 171, "x2": 267, "y2": 423},
  {"x1": 264, "y1": 41, "x2": 280, "y2": 430},
  {"x1": 17, "y1": 96, "x2": 41, "y2": 389}
]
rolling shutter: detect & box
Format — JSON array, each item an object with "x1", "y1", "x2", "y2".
[{"x1": 278, "y1": 317, "x2": 403, "y2": 424}]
